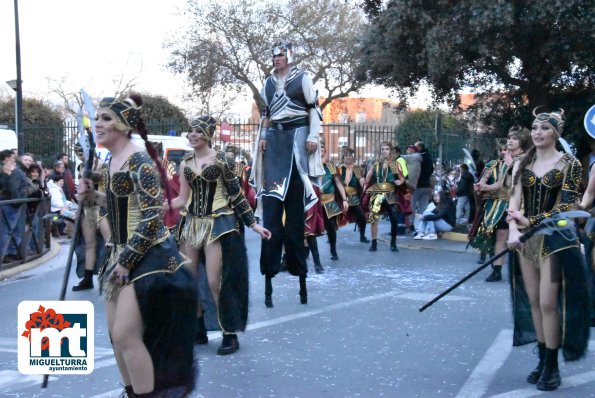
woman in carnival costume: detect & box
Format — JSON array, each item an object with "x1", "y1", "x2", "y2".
[
  {"x1": 507, "y1": 108, "x2": 590, "y2": 391},
  {"x1": 78, "y1": 95, "x2": 198, "y2": 397},
  {"x1": 364, "y1": 141, "x2": 405, "y2": 252},
  {"x1": 470, "y1": 126, "x2": 530, "y2": 282},
  {"x1": 170, "y1": 116, "x2": 271, "y2": 355},
  {"x1": 339, "y1": 147, "x2": 370, "y2": 243}
]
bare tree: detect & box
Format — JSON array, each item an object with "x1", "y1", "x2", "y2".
[
  {"x1": 167, "y1": 0, "x2": 367, "y2": 114},
  {"x1": 47, "y1": 74, "x2": 138, "y2": 118}
]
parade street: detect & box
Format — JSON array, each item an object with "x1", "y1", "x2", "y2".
[{"x1": 1, "y1": 221, "x2": 595, "y2": 398}]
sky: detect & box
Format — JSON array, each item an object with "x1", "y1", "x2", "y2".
[
  {"x1": 0, "y1": 0, "x2": 191, "y2": 108},
  {"x1": 0, "y1": 0, "x2": 431, "y2": 118}
]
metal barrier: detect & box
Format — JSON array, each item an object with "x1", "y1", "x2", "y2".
[{"x1": 0, "y1": 197, "x2": 52, "y2": 271}]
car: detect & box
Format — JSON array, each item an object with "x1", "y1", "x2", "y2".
[{"x1": 0, "y1": 127, "x2": 18, "y2": 152}]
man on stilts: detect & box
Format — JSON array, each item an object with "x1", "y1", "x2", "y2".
[{"x1": 250, "y1": 42, "x2": 324, "y2": 308}]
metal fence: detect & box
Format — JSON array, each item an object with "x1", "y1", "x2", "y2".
[
  {"x1": 0, "y1": 197, "x2": 52, "y2": 270},
  {"x1": 13, "y1": 119, "x2": 495, "y2": 170}
]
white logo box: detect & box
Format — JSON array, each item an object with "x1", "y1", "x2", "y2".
[{"x1": 18, "y1": 301, "x2": 94, "y2": 375}]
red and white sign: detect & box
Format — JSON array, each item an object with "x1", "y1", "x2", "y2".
[{"x1": 220, "y1": 123, "x2": 232, "y2": 143}]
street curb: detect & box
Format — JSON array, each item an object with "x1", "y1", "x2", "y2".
[
  {"x1": 377, "y1": 236, "x2": 469, "y2": 253},
  {"x1": 0, "y1": 240, "x2": 61, "y2": 281},
  {"x1": 441, "y1": 232, "x2": 468, "y2": 242}
]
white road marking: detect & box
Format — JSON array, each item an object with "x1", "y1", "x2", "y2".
[
  {"x1": 456, "y1": 329, "x2": 514, "y2": 398},
  {"x1": 0, "y1": 370, "x2": 54, "y2": 390},
  {"x1": 397, "y1": 292, "x2": 471, "y2": 302},
  {"x1": 0, "y1": 337, "x2": 17, "y2": 353},
  {"x1": 246, "y1": 290, "x2": 400, "y2": 332},
  {"x1": 1, "y1": 290, "x2": 476, "y2": 397},
  {"x1": 0, "y1": 344, "x2": 116, "y2": 393},
  {"x1": 490, "y1": 370, "x2": 595, "y2": 398}
]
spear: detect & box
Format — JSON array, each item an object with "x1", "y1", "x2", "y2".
[
  {"x1": 419, "y1": 210, "x2": 590, "y2": 312},
  {"x1": 42, "y1": 90, "x2": 96, "y2": 388}
]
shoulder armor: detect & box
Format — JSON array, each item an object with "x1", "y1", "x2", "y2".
[
  {"x1": 389, "y1": 159, "x2": 400, "y2": 174},
  {"x1": 182, "y1": 151, "x2": 194, "y2": 162},
  {"x1": 325, "y1": 161, "x2": 336, "y2": 175},
  {"x1": 216, "y1": 151, "x2": 237, "y2": 180},
  {"x1": 128, "y1": 151, "x2": 152, "y2": 172},
  {"x1": 353, "y1": 165, "x2": 363, "y2": 179}
]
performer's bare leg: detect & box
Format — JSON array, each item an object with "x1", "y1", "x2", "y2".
[{"x1": 109, "y1": 285, "x2": 154, "y2": 394}]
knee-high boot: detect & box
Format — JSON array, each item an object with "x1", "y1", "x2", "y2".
[
  {"x1": 358, "y1": 217, "x2": 369, "y2": 243},
  {"x1": 299, "y1": 275, "x2": 307, "y2": 304},
  {"x1": 527, "y1": 342, "x2": 545, "y2": 384},
  {"x1": 326, "y1": 223, "x2": 339, "y2": 260},
  {"x1": 390, "y1": 234, "x2": 398, "y2": 252},
  {"x1": 307, "y1": 236, "x2": 324, "y2": 273},
  {"x1": 265, "y1": 276, "x2": 273, "y2": 308},
  {"x1": 537, "y1": 347, "x2": 561, "y2": 391}
]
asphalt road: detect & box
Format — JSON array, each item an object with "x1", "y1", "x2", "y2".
[{"x1": 1, "y1": 220, "x2": 595, "y2": 397}]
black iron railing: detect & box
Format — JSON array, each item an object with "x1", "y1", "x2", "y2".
[{"x1": 0, "y1": 197, "x2": 51, "y2": 271}]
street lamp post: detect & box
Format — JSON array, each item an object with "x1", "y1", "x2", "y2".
[{"x1": 14, "y1": 0, "x2": 24, "y2": 154}]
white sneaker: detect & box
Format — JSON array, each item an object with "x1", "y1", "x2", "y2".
[
  {"x1": 413, "y1": 233, "x2": 424, "y2": 240},
  {"x1": 422, "y1": 233, "x2": 438, "y2": 240}
]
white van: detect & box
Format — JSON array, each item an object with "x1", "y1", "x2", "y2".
[
  {"x1": 95, "y1": 134, "x2": 191, "y2": 169},
  {"x1": 0, "y1": 127, "x2": 18, "y2": 152}
]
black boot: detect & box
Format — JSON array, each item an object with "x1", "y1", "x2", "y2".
[
  {"x1": 72, "y1": 270, "x2": 94, "y2": 291},
  {"x1": 265, "y1": 276, "x2": 273, "y2": 308},
  {"x1": 527, "y1": 342, "x2": 546, "y2": 384},
  {"x1": 307, "y1": 236, "x2": 324, "y2": 273},
  {"x1": 330, "y1": 240, "x2": 339, "y2": 261},
  {"x1": 369, "y1": 239, "x2": 377, "y2": 252},
  {"x1": 299, "y1": 275, "x2": 307, "y2": 304},
  {"x1": 390, "y1": 237, "x2": 398, "y2": 252},
  {"x1": 477, "y1": 252, "x2": 486, "y2": 264},
  {"x1": 133, "y1": 392, "x2": 158, "y2": 398},
  {"x1": 195, "y1": 315, "x2": 208, "y2": 345},
  {"x1": 358, "y1": 221, "x2": 369, "y2": 243},
  {"x1": 485, "y1": 266, "x2": 502, "y2": 282},
  {"x1": 537, "y1": 347, "x2": 561, "y2": 391},
  {"x1": 121, "y1": 385, "x2": 134, "y2": 398},
  {"x1": 217, "y1": 333, "x2": 239, "y2": 355}
]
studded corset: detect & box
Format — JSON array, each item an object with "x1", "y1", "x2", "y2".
[
  {"x1": 105, "y1": 151, "x2": 169, "y2": 270},
  {"x1": 183, "y1": 151, "x2": 256, "y2": 227},
  {"x1": 184, "y1": 165, "x2": 227, "y2": 217},
  {"x1": 520, "y1": 153, "x2": 582, "y2": 226}
]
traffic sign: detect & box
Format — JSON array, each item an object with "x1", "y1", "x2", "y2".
[
  {"x1": 220, "y1": 122, "x2": 232, "y2": 143},
  {"x1": 585, "y1": 104, "x2": 595, "y2": 138}
]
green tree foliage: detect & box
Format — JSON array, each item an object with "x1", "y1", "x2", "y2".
[
  {"x1": 358, "y1": 0, "x2": 595, "y2": 148},
  {"x1": 168, "y1": 0, "x2": 366, "y2": 113},
  {"x1": 135, "y1": 93, "x2": 189, "y2": 135},
  {"x1": 0, "y1": 98, "x2": 65, "y2": 164},
  {"x1": 393, "y1": 110, "x2": 493, "y2": 164}
]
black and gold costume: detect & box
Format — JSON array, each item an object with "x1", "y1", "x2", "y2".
[
  {"x1": 98, "y1": 151, "x2": 197, "y2": 393},
  {"x1": 180, "y1": 150, "x2": 255, "y2": 334},
  {"x1": 510, "y1": 153, "x2": 590, "y2": 360}
]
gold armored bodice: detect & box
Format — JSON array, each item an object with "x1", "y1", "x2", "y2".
[
  {"x1": 184, "y1": 165, "x2": 229, "y2": 217},
  {"x1": 182, "y1": 151, "x2": 256, "y2": 226},
  {"x1": 105, "y1": 151, "x2": 169, "y2": 270},
  {"x1": 521, "y1": 153, "x2": 581, "y2": 226}
]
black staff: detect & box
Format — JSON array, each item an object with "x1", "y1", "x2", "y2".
[
  {"x1": 42, "y1": 103, "x2": 96, "y2": 389},
  {"x1": 419, "y1": 210, "x2": 590, "y2": 312}
]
